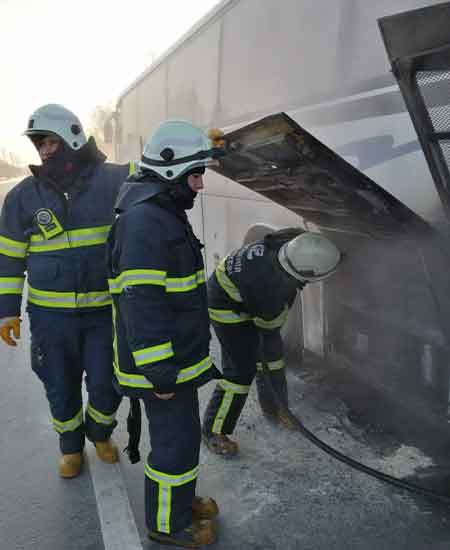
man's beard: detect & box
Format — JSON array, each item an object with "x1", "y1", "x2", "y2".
[{"x1": 39, "y1": 144, "x2": 79, "y2": 190}]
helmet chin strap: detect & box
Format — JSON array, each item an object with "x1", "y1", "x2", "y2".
[{"x1": 275, "y1": 254, "x2": 306, "y2": 290}]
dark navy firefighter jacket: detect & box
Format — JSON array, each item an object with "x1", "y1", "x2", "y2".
[
  {"x1": 106, "y1": 176, "x2": 219, "y2": 398},
  {"x1": 0, "y1": 158, "x2": 132, "y2": 318},
  {"x1": 208, "y1": 238, "x2": 301, "y2": 366}
]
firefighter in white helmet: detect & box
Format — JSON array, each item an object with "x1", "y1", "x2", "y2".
[
  {"x1": 0, "y1": 104, "x2": 134, "y2": 478},
  {"x1": 202, "y1": 229, "x2": 342, "y2": 457},
  {"x1": 106, "y1": 119, "x2": 224, "y2": 547}
]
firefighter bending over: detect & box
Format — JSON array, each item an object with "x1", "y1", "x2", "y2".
[
  {"x1": 106, "y1": 120, "x2": 222, "y2": 547},
  {"x1": 0, "y1": 104, "x2": 132, "y2": 478},
  {"x1": 202, "y1": 229, "x2": 342, "y2": 457}
]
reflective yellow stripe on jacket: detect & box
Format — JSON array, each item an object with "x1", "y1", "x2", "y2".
[
  {"x1": 114, "y1": 356, "x2": 213, "y2": 389},
  {"x1": 214, "y1": 261, "x2": 289, "y2": 329},
  {"x1": 0, "y1": 235, "x2": 28, "y2": 258},
  {"x1": 215, "y1": 260, "x2": 243, "y2": 302},
  {"x1": 27, "y1": 285, "x2": 111, "y2": 309},
  {"x1": 108, "y1": 269, "x2": 205, "y2": 294},
  {"x1": 254, "y1": 305, "x2": 289, "y2": 330},
  {"x1": 0, "y1": 276, "x2": 25, "y2": 295},
  {"x1": 210, "y1": 306, "x2": 288, "y2": 329},
  {"x1": 133, "y1": 342, "x2": 175, "y2": 367},
  {"x1": 28, "y1": 225, "x2": 111, "y2": 253},
  {"x1": 166, "y1": 270, "x2": 205, "y2": 292},
  {"x1": 108, "y1": 269, "x2": 167, "y2": 294}
]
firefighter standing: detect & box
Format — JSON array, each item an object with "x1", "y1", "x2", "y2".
[
  {"x1": 202, "y1": 230, "x2": 342, "y2": 457},
  {"x1": 106, "y1": 120, "x2": 222, "y2": 547},
  {"x1": 0, "y1": 104, "x2": 132, "y2": 478}
]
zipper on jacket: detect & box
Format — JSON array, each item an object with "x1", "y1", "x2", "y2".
[{"x1": 62, "y1": 192, "x2": 73, "y2": 248}]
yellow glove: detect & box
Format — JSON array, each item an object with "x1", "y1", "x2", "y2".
[
  {"x1": 208, "y1": 128, "x2": 226, "y2": 149},
  {"x1": 0, "y1": 317, "x2": 21, "y2": 347}
]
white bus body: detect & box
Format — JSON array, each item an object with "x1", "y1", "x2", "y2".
[{"x1": 110, "y1": 0, "x2": 450, "y2": 431}]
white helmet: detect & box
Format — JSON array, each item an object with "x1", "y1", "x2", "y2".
[
  {"x1": 278, "y1": 232, "x2": 341, "y2": 283},
  {"x1": 24, "y1": 104, "x2": 87, "y2": 151},
  {"x1": 139, "y1": 119, "x2": 217, "y2": 181}
]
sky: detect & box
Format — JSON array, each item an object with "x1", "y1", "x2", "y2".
[{"x1": 0, "y1": 0, "x2": 222, "y2": 164}]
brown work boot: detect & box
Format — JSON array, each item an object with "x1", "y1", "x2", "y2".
[
  {"x1": 148, "y1": 519, "x2": 217, "y2": 548},
  {"x1": 95, "y1": 439, "x2": 119, "y2": 464},
  {"x1": 202, "y1": 433, "x2": 239, "y2": 458},
  {"x1": 192, "y1": 496, "x2": 219, "y2": 520},
  {"x1": 58, "y1": 452, "x2": 83, "y2": 478}
]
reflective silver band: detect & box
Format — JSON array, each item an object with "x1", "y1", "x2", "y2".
[{"x1": 145, "y1": 463, "x2": 199, "y2": 486}]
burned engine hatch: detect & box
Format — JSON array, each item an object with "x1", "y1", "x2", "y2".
[{"x1": 211, "y1": 112, "x2": 431, "y2": 239}]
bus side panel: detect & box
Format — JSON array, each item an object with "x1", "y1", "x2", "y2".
[{"x1": 167, "y1": 20, "x2": 222, "y2": 127}]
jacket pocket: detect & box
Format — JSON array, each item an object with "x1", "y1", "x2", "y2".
[{"x1": 27, "y1": 255, "x2": 60, "y2": 287}]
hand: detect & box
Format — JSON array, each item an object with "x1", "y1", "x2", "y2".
[
  {"x1": 0, "y1": 317, "x2": 21, "y2": 347},
  {"x1": 154, "y1": 392, "x2": 175, "y2": 400},
  {"x1": 207, "y1": 128, "x2": 226, "y2": 149}
]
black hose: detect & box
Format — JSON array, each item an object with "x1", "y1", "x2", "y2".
[{"x1": 258, "y1": 333, "x2": 450, "y2": 505}]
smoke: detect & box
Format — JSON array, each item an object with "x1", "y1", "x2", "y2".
[{"x1": 318, "y1": 227, "x2": 450, "y2": 458}]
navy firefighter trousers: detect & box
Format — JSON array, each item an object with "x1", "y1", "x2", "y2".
[
  {"x1": 28, "y1": 307, "x2": 121, "y2": 454},
  {"x1": 143, "y1": 388, "x2": 201, "y2": 534},
  {"x1": 202, "y1": 320, "x2": 289, "y2": 437}
]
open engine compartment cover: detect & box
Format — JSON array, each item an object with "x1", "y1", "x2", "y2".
[{"x1": 211, "y1": 112, "x2": 431, "y2": 238}]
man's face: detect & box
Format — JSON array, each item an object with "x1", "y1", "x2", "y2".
[
  {"x1": 37, "y1": 135, "x2": 61, "y2": 162},
  {"x1": 187, "y1": 172, "x2": 204, "y2": 193}
]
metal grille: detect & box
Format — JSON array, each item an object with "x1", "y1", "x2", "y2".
[
  {"x1": 439, "y1": 140, "x2": 450, "y2": 168},
  {"x1": 416, "y1": 70, "x2": 450, "y2": 132},
  {"x1": 416, "y1": 70, "x2": 450, "y2": 187}
]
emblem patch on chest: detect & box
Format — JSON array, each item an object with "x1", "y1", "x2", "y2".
[{"x1": 34, "y1": 208, "x2": 64, "y2": 239}]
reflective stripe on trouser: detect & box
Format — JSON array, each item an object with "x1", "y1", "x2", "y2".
[
  {"x1": 203, "y1": 321, "x2": 259, "y2": 436},
  {"x1": 203, "y1": 321, "x2": 288, "y2": 435},
  {"x1": 28, "y1": 307, "x2": 121, "y2": 454},
  {"x1": 208, "y1": 307, "x2": 251, "y2": 324},
  {"x1": 143, "y1": 389, "x2": 201, "y2": 534},
  {"x1": 86, "y1": 403, "x2": 118, "y2": 439},
  {"x1": 213, "y1": 379, "x2": 250, "y2": 434},
  {"x1": 53, "y1": 408, "x2": 83, "y2": 434},
  {"x1": 203, "y1": 383, "x2": 250, "y2": 435}
]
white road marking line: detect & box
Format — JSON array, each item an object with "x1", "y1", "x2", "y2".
[{"x1": 86, "y1": 448, "x2": 143, "y2": 550}]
